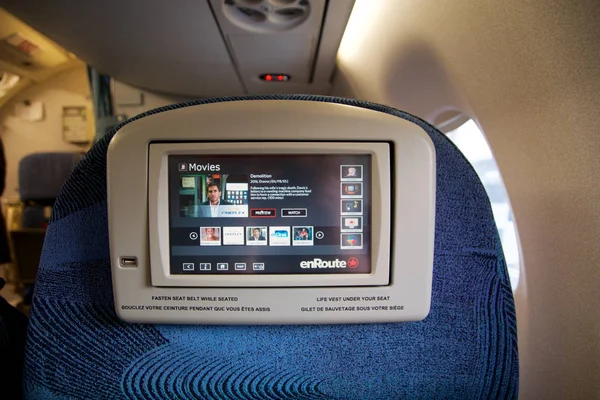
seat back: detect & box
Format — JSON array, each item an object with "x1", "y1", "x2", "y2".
[
  {"x1": 11, "y1": 152, "x2": 81, "y2": 285},
  {"x1": 23, "y1": 96, "x2": 518, "y2": 399},
  {"x1": 8, "y1": 230, "x2": 45, "y2": 284},
  {"x1": 19, "y1": 152, "x2": 82, "y2": 204}
]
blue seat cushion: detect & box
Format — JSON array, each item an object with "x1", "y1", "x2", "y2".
[{"x1": 24, "y1": 95, "x2": 518, "y2": 399}]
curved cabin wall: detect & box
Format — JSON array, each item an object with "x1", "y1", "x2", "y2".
[{"x1": 333, "y1": 0, "x2": 600, "y2": 398}]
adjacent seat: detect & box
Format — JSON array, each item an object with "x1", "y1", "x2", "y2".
[
  {"x1": 23, "y1": 96, "x2": 518, "y2": 399},
  {"x1": 11, "y1": 152, "x2": 81, "y2": 290}
]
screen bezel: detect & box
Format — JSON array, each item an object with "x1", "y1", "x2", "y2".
[{"x1": 148, "y1": 142, "x2": 391, "y2": 287}]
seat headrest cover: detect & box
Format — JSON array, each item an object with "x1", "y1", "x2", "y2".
[
  {"x1": 18, "y1": 152, "x2": 82, "y2": 203},
  {"x1": 25, "y1": 95, "x2": 518, "y2": 399}
]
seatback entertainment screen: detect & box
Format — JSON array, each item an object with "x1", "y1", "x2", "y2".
[{"x1": 168, "y1": 154, "x2": 371, "y2": 275}]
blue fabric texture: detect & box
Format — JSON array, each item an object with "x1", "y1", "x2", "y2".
[
  {"x1": 19, "y1": 152, "x2": 82, "y2": 203},
  {"x1": 23, "y1": 95, "x2": 519, "y2": 399}
]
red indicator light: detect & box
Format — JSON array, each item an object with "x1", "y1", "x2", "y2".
[{"x1": 260, "y1": 74, "x2": 291, "y2": 82}]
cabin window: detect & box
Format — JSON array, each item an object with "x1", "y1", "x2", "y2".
[{"x1": 446, "y1": 120, "x2": 521, "y2": 290}]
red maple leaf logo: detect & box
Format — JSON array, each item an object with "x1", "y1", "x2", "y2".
[{"x1": 348, "y1": 257, "x2": 359, "y2": 269}]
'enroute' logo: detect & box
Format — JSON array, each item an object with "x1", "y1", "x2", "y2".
[{"x1": 300, "y1": 258, "x2": 348, "y2": 269}]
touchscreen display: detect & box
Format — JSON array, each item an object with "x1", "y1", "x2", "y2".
[{"x1": 168, "y1": 154, "x2": 371, "y2": 275}]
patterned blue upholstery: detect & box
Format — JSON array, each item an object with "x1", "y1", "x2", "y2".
[{"x1": 24, "y1": 96, "x2": 518, "y2": 399}]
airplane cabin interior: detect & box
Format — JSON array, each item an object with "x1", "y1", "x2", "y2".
[{"x1": 0, "y1": 1, "x2": 598, "y2": 399}]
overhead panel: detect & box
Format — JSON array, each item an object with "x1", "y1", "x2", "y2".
[
  {"x1": 0, "y1": 0, "x2": 245, "y2": 97},
  {"x1": 0, "y1": 8, "x2": 77, "y2": 79},
  {"x1": 0, "y1": 0, "x2": 355, "y2": 97},
  {"x1": 210, "y1": 0, "x2": 325, "y2": 93}
]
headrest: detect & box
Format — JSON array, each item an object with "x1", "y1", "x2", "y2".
[
  {"x1": 18, "y1": 152, "x2": 82, "y2": 203},
  {"x1": 24, "y1": 95, "x2": 518, "y2": 399}
]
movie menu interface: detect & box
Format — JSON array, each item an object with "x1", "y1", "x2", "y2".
[{"x1": 168, "y1": 154, "x2": 372, "y2": 275}]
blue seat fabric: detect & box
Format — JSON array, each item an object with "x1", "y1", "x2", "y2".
[
  {"x1": 23, "y1": 95, "x2": 518, "y2": 399},
  {"x1": 19, "y1": 152, "x2": 82, "y2": 203}
]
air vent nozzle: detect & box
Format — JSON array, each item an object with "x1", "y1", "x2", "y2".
[{"x1": 223, "y1": 0, "x2": 311, "y2": 33}]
